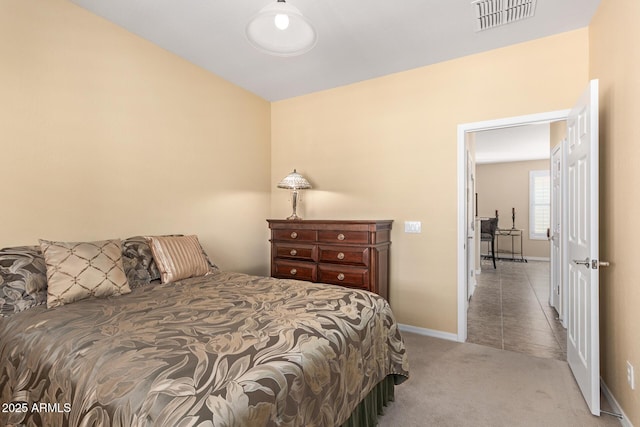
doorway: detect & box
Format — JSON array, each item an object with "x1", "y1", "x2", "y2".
[
  {"x1": 458, "y1": 80, "x2": 602, "y2": 417},
  {"x1": 466, "y1": 122, "x2": 567, "y2": 360},
  {"x1": 456, "y1": 109, "x2": 570, "y2": 342}
]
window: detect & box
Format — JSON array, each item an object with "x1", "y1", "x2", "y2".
[{"x1": 529, "y1": 170, "x2": 550, "y2": 240}]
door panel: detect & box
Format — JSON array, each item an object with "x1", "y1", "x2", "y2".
[{"x1": 566, "y1": 79, "x2": 600, "y2": 416}]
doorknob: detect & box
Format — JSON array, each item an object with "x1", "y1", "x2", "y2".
[
  {"x1": 573, "y1": 257, "x2": 590, "y2": 267},
  {"x1": 573, "y1": 258, "x2": 611, "y2": 269},
  {"x1": 593, "y1": 260, "x2": 610, "y2": 269}
]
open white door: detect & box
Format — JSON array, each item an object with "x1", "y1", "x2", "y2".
[
  {"x1": 466, "y1": 142, "x2": 476, "y2": 303},
  {"x1": 566, "y1": 79, "x2": 600, "y2": 416},
  {"x1": 550, "y1": 143, "x2": 563, "y2": 320}
]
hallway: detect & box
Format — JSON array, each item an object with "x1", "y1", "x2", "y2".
[{"x1": 467, "y1": 260, "x2": 567, "y2": 360}]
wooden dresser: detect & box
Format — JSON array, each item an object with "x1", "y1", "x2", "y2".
[{"x1": 267, "y1": 220, "x2": 393, "y2": 300}]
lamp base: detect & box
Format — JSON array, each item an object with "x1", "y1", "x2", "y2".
[{"x1": 285, "y1": 190, "x2": 304, "y2": 220}]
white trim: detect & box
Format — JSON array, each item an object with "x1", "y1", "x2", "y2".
[
  {"x1": 398, "y1": 323, "x2": 459, "y2": 342},
  {"x1": 457, "y1": 123, "x2": 467, "y2": 342},
  {"x1": 601, "y1": 379, "x2": 633, "y2": 427},
  {"x1": 522, "y1": 256, "x2": 550, "y2": 262},
  {"x1": 490, "y1": 255, "x2": 550, "y2": 261},
  {"x1": 457, "y1": 109, "x2": 570, "y2": 342}
]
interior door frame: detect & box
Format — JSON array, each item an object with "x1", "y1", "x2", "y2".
[
  {"x1": 550, "y1": 140, "x2": 567, "y2": 326},
  {"x1": 466, "y1": 139, "x2": 477, "y2": 304},
  {"x1": 456, "y1": 109, "x2": 570, "y2": 342}
]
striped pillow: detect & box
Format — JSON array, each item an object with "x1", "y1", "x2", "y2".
[{"x1": 147, "y1": 235, "x2": 210, "y2": 284}]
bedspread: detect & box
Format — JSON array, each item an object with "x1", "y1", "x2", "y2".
[{"x1": 0, "y1": 271, "x2": 409, "y2": 426}]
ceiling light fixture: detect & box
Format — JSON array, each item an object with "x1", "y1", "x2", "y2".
[{"x1": 246, "y1": 0, "x2": 317, "y2": 57}]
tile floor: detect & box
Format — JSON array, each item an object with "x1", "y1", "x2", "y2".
[{"x1": 467, "y1": 259, "x2": 567, "y2": 360}]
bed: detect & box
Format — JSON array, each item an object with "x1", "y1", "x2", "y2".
[{"x1": 0, "y1": 236, "x2": 409, "y2": 426}]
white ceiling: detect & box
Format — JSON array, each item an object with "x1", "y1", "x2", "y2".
[
  {"x1": 475, "y1": 123, "x2": 551, "y2": 164},
  {"x1": 69, "y1": 0, "x2": 601, "y2": 101}
]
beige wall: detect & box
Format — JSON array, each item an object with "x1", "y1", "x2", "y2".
[
  {"x1": 550, "y1": 120, "x2": 567, "y2": 149},
  {"x1": 271, "y1": 29, "x2": 589, "y2": 332},
  {"x1": 0, "y1": 0, "x2": 272, "y2": 274},
  {"x1": 590, "y1": 0, "x2": 640, "y2": 423},
  {"x1": 476, "y1": 160, "x2": 550, "y2": 259}
]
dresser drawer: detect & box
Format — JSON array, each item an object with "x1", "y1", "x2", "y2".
[
  {"x1": 268, "y1": 219, "x2": 392, "y2": 300},
  {"x1": 273, "y1": 260, "x2": 316, "y2": 281},
  {"x1": 273, "y1": 229, "x2": 317, "y2": 242},
  {"x1": 318, "y1": 265, "x2": 369, "y2": 289},
  {"x1": 274, "y1": 243, "x2": 317, "y2": 261},
  {"x1": 318, "y1": 230, "x2": 369, "y2": 244},
  {"x1": 318, "y1": 246, "x2": 369, "y2": 266}
]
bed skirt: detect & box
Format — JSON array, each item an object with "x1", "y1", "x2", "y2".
[{"x1": 340, "y1": 374, "x2": 398, "y2": 427}]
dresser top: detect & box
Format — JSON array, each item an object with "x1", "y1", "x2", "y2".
[{"x1": 267, "y1": 219, "x2": 393, "y2": 231}]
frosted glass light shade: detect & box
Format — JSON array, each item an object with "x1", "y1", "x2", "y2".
[
  {"x1": 246, "y1": 1, "x2": 317, "y2": 57},
  {"x1": 277, "y1": 169, "x2": 312, "y2": 190}
]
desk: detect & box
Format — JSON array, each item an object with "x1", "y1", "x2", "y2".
[{"x1": 495, "y1": 228, "x2": 527, "y2": 262}]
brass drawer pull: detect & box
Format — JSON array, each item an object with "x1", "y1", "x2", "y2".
[
  {"x1": 337, "y1": 252, "x2": 345, "y2": 260},
  {"x1": 290, "y1": 268, "x2": 297, "y2": 276},
  {"x1": 337, "y1": 233, "x2": 345, "y2": 241},
  {"x1": 337, "y1": 273, "x2": 345, "y2": 281},
  {"x1": 290, "y1": 249, "x2": 298, "y2": 256},
  {"x1": 291, "y1": 232, "x2": 298, "y2": 239}
]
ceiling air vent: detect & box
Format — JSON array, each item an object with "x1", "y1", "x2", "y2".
[{"x1": 472, "y1": 0, "x2": 537, "y2": 31}]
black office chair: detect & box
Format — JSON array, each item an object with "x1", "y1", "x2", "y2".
[{"x1": 480, "y1": 218, "x2": 499, "y2": 269}]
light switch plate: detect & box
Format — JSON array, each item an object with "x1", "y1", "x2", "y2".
[
  {"x1": 404, "y1": 221, "x2": 422, "y2": 233},
  {"x1": 627, "y1": 361, "x2": 635, "y2": 390}
]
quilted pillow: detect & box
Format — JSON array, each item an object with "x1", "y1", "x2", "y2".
[
  {"x1": 0, "y1": 246, "x2": 48, "y2": 317},
  {"x1": 40, "y1": 239, "x2": 131, "y2": 308},
  {"x1": 147, "y1": 235, "x2": 211, "y2": 284}
]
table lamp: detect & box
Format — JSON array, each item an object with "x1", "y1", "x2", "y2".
[{"x1": 277, "y1": 169, "x2": 312, "y2": 220}]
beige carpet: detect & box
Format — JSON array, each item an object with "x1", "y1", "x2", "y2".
[{"x1": 378, "y1": 332, "x2": 621, "y2": 427}]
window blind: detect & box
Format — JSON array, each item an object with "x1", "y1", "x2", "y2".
[{"x1": 529, "y1": 170, "x2": 550, "y2": 240}]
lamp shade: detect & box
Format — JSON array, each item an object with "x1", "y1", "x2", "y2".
[
  {"x1": 246, "y1": 0, "x2": 317, "y2": 57},
  {"x1": 277, "y1": 169, "x2": 312, "y2": 190}
]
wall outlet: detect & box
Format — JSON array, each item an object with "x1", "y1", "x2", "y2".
[
  {"x1": 404, "y1": 221, "x2": 422, "y2": 233},
  {"x1": 627, "y1": 361, "x2": 635, "y2": 390}
]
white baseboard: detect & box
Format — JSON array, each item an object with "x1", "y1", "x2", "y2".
[
  {"x1": 480, "y1": 256, "x2": 550, "y2": 262},
  {"x1": 398, "y1": 323, "x2": 458, "y2": 342},
  {"x1": 524, "y1": 256, "x2": 550, "y2": 262},
  {"x1": 491, "y1": 255, "x2": 550, "y2": 262},
  {"x1": 601, "y1": 379, "x2": 633, "y2": 426}
]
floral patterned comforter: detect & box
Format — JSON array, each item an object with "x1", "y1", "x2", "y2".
[{"x1": 0, "y1": 271, "x2": 409, "y2": 427}]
